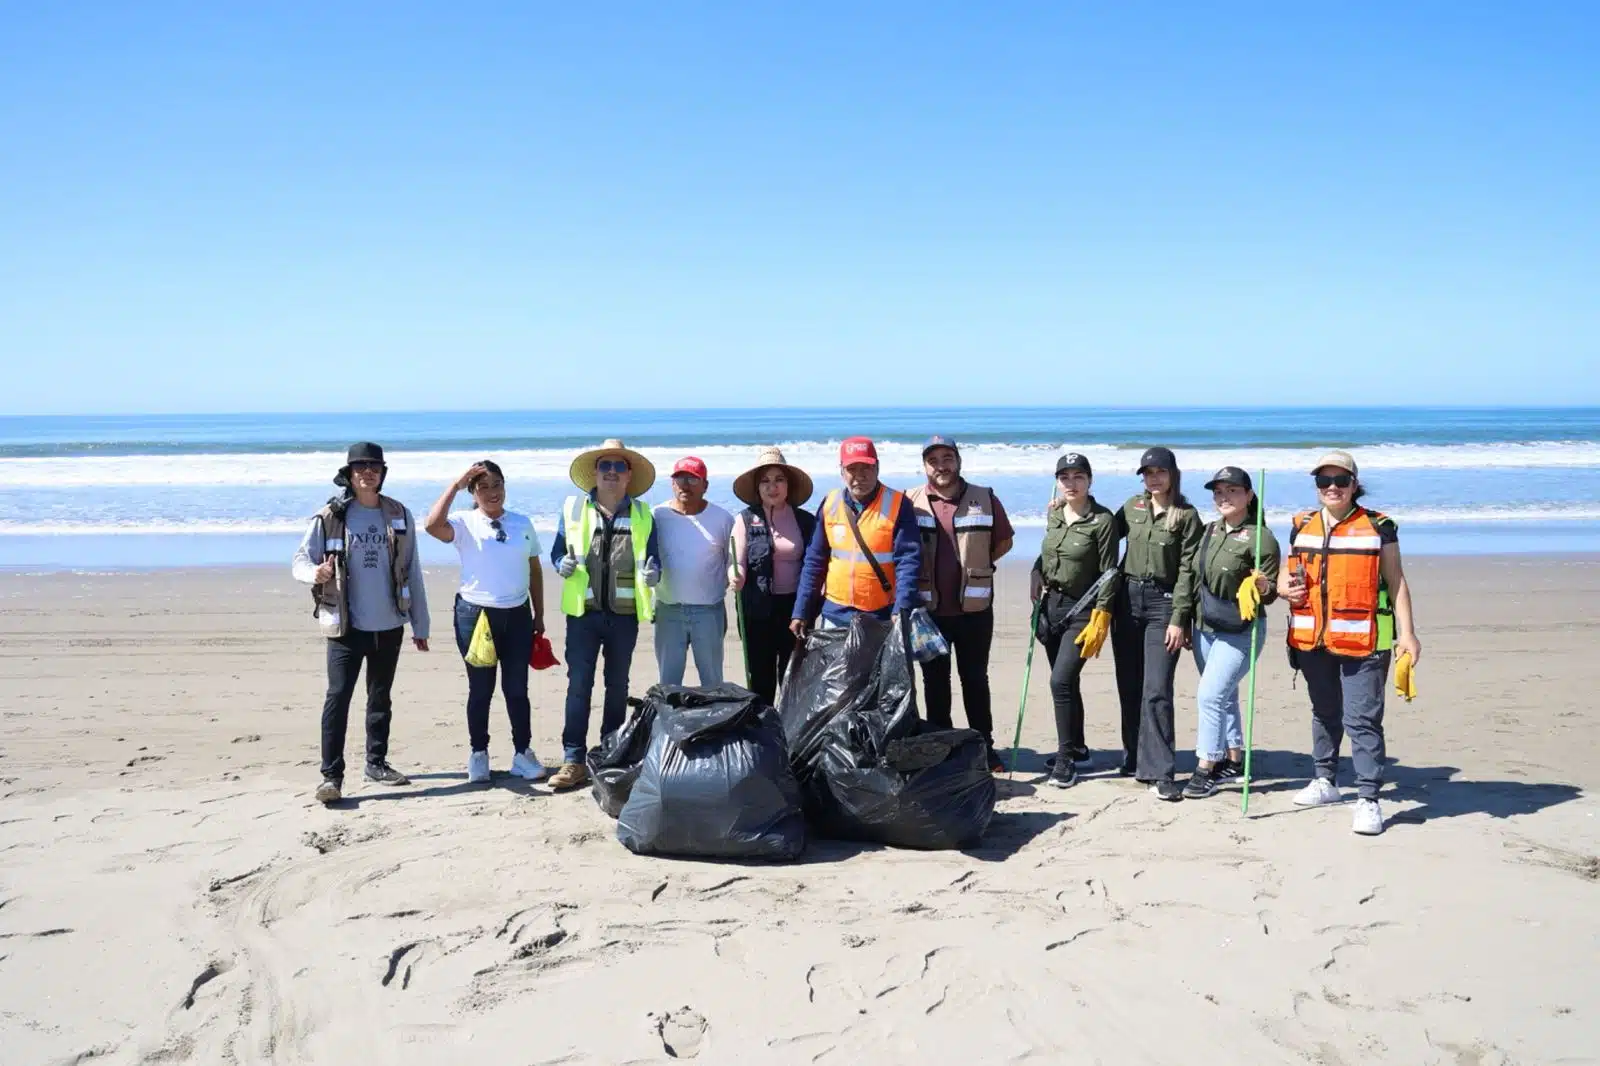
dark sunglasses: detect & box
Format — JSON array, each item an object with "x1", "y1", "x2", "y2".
[
  {"x1": 596, "y1": 459, "x2": 630, "y2": 474},
  {"x1": 489, "y1": 518, "x2": 507, "y2": 543},
  {"x1": 1314, "y1": 473, "x2": 1354, "y2": 489},
  {"x1": 349, "y1": 460, "x2": 383, "y2": 471}
]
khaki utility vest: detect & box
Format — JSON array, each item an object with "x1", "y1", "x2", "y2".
[
  {"x1": 907, "y1": 482, "x2": 996, "y2": 613},
  {"x1": 311, "y1": 496, "x2": 414, "y2": 638}
]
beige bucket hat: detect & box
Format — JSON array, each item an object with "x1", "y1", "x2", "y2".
[
  {"x1": 732, "y1": 446, "x2": 815, "y2": 508},
  {"x1": 569, "y1": 439, "x2": 656, "y2": 497}
]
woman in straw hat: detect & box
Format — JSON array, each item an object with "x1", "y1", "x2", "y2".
[
  {"x1": 544, "y1": 439, "x2": 661, "y2": 791},
  {"x1": 730, "y1": 447, "x2": 817, "y2": 703}
]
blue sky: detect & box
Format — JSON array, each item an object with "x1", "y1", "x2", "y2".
[{"x1": 2, "y1": 3, "x2": 1596, "y2": 414}]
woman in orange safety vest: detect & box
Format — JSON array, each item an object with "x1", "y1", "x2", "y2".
[{"x1": 1279, "y1": 450, "x2": 1421, "y2": 837}]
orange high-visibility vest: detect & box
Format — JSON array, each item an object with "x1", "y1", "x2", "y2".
[
  {"x1": 1287, "y1": 507, "x2": 1389, "y2": 657},
  {"x1": 822, "y1": 486, "x2": 905, "y2": 612}
]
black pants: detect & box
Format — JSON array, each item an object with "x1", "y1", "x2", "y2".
[
  {"x1": 321, "y1": 626, "x2": 404, "y2": 782},
  {"x1": 453, "y1": 597, "x2": 534, "y2": 754},
  {"x1": 1042, "y1": 610, "x2": 1092, "y2": 758},
  {"x1": 1112, "y1": 579, "x2": 1180, "y2": 782},
  {"x1": 742, "y1": 593, "x2": 798, "y2": 705},
  {"x1": 918, "y1": 609, "x2": 995, "y2": 745}
]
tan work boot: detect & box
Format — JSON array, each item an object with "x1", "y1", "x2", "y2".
[{"x1": 547, "y1": 762, "x2": 589, "y2": 791}]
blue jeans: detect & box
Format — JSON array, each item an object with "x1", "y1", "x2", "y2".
[
  {"x1": 1191, "y1": 619, "x2": 1266, "y2": 761},
  {"x1": 653, "y1": 602, "x2": 726, "y2": 687},
  {"x1": 562, "y1": 610, "x2": 640, "y2": 764},
  {"x1": 452, "y1": 597, "x2": 534, "y2": 755}
]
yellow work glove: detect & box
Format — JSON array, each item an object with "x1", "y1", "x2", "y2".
[
  {"x1": 1236, "y1": 572, "x2": 1262, "y2": 622},
  {"x1": 1074, "y1": 608, "x2": 1112, "y2": 660},
  {"x1": 1394, "y1": 652, "x2": 1417, "y2": 702}
]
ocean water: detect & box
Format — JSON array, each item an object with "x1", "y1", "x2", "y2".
[{"x1": 1, "y1": 406, "x2": 1597, "y2": 570}]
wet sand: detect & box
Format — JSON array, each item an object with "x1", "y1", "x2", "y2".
[{"x1": 0, "y1": 557, "x2": 1596, "y2": 1064}]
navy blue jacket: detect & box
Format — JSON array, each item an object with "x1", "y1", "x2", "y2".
[{"x1": 792, "y1": 484, "x2": 923, "y2": 626}]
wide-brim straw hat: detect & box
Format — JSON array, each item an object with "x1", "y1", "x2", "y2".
[
  {"x1": 569, "y1": 439, "x2": 656, "y2": 497},
  {"x1": 732, "y1": 447, "x2": 814, "y2": 508}
]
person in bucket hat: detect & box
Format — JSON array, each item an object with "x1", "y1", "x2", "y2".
[
  {"x1": 730, "y1": 447, "x2": 818, "y2": 702},
  {"x1": 791, "y1": 436, "x2": 923, "y2": 635},
  {"x1": 545, "y1": 440, "x2": 661, "y2": 791},
  {"x1": 292, "y1": 443, "x2": 430, "y2": 805}
]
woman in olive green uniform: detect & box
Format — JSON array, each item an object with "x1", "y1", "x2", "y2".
[
  {"x1": 1029, "y1": 452, "x2": 1120, "y2": 789},
  {"x1": 1184, "y1": 466, "x2": 1281, "y2": 798},
  {"x1": 1112, "y1": 447, "x2": 1204, "y2": 801}
]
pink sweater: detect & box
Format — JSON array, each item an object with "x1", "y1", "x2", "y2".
[{"x1": 732, "y1": 505, "x2": 805, "y2": 596}]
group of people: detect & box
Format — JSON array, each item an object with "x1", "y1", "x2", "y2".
[{"x1": 293, "y1": 435, "x2": 1421, "y2": 837}]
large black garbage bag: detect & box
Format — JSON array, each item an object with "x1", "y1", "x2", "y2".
[
  {"x1": 792, "y1": 616, "x2": 995, "y2": 849},
  {"x1": 617, "y1": 684, "x2": 807, "y2": 860},
  {"x1": 587, "y1": 697, "x2": 657, "y2": 818},
  {"x1": 778, "y1": 616, "x2": 894, "y2": 770}
]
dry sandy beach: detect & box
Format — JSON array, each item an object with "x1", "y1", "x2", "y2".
[{"x1": 1, "y1": 557, "x2": 1596, "y2": 1065}]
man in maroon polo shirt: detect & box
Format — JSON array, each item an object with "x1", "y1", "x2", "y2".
[{"x1": 907, "y1": 435, "x2": 1015, "y2": 771}]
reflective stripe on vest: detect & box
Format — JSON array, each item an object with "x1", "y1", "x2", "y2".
[
  {"x1": 822, "y1": 487, "x2": 903, "y2": 613},
  {"x1": 906, "y1": 483, "x2": 996, "y2": 613},
  {"x1": 559, "y1": 496, "x2": 655, "y2": 622},
  {"x1": 312, "y1": 497, "x2": 413, "y2": 638},
  {"x1": 1286, "y1": 507, "x2": 1388, "y2": 658}
]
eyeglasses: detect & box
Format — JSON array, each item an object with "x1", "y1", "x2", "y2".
[
  {"x1": 1314, "y1": 473, "x2": 1354, "y2": 489},
  {"x1": 596, "y1": 460, "x2": 630, "y2": 474},
  {"x1": 489, "y1": 518, "x2": 507, "y2": 543}
]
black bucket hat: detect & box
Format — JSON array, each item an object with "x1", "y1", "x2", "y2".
[{"x1": 334, "y1": 442, "x2": 387, "y2": 489}]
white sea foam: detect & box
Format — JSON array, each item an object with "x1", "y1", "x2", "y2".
[
  {"x1": 1, "y1": 506, "x2": 1596, "y2": 536},
  {"x1": 2, "y1": 439, "x2": 1599, "y2": 487}
]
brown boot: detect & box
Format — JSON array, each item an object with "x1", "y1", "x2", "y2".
[{"x1": 547, "y1": 762, "x2": 589, "y2": 791}]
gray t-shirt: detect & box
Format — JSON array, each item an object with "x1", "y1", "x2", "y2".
[{"x1": 292, "y1": 501, "x2": 430, "y2": 639}]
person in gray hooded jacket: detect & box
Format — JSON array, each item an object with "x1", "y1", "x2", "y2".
[{"x1": 292, "y1": 442, "x2": 430, "y2": 804}]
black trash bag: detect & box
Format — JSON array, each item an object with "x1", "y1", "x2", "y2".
[
  {"x1": 616, "y1": 684, "x2": 807, "y2": 861},
  {"x1": 802, "y1": 617, "x2": 996, "y2": 849},
  {"x1": 587, "y1": 697, "x2": 657, "y2": 818},
  {"x1": 777, "y1": 616, "x2": 894, "y2": 772}
]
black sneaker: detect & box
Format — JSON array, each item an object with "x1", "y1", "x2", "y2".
[
  {"x1": 1069, "y1": 744, "x2": 1091, "y2": 763},
  {"x1": 1150, "y1": 779, "x2": 1184, "y2": 802},
  {"x1": 1047, "y1": 761, "x2": 1079, "y2": 789},
  {"x1": 1118, "y1": 755, "x2": 1137, "y2": 777},
  {"x1": 364, "y1": 761, "x2": 410, "y2": 786},
  {"x1": 1212, "y1": 758, "x2": 1244, "y2": 782},
  {"x1": 1182, "y1": 770, "x2": 1218, "y2": 799}
]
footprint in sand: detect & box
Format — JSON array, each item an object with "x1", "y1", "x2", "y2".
[{"x1": 652, "y1": 1007, "x2": 708, "y2": 1059}]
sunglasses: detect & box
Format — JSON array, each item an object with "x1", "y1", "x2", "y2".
[
  {"x1": 1314, "y1": 473, "x2": 1354, "y2": 489},
  {"x1": 489, "y1": 518, "x2": 507, "y2": 543},
  {"x1": 349, "y1": 460, "x2": 382, "y2": 471},
  {"x1": 596, "y1": 459, "x2": 630, "y2": 474}
]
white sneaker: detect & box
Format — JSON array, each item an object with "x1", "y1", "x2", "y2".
[
  {"x1": 467, "y1": 750, "x2": 491, "y2": 783},
  {"x1": 510, "y1": 750, "x2": 546, "y2": 781},
  {"x1": 1352, "y1": 798, "x2": 1384, "y2": 836},
  {"x1": 1293, "y1": 777, "x2": 1342, "y2": 807}
]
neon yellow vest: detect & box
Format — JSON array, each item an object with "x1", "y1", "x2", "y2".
[{"x1": 559, "y1": 495, "x2": 655, "y2": 622}]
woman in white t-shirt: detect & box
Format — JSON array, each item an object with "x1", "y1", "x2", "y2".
[{"x1": 425, "y1": 460, "x2": 547, "y2": 785}]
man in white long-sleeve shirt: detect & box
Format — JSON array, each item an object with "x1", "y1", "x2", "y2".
[{"x1": 292, "y1": 442, "x2": 430, "y2": 804}]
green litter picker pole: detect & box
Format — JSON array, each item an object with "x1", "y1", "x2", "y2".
[
  {"x1": 1008, "y1": 595, "x2": 1045, "y2": 780},
  {"x1": 1241, "y1": 468, "x2": 1267, "y2": 814}
]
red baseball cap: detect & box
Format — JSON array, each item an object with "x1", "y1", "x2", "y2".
[
  {"x1": 671, "y1": 456, "x2": 708, "y2": 480},
  {"x1": 839, "y1": 436, "x2": 879, "y2": 466}
]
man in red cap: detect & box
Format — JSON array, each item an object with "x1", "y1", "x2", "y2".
[
  {"x1": 653, "y1": 455, "x2": 735, "y2": 686},
  {"x1": 791, "y1": 437, "x2": 923, "y2": 634}
]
